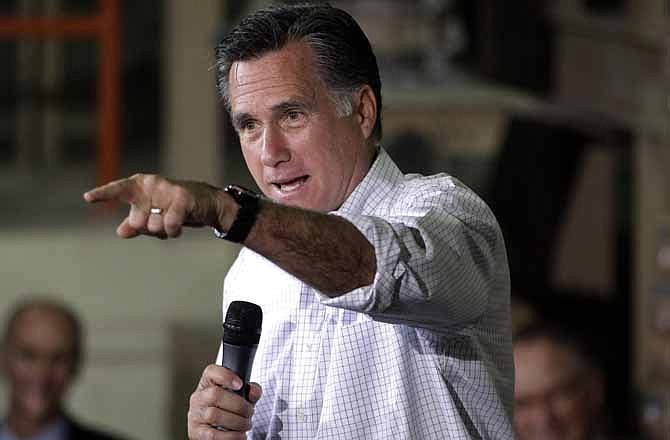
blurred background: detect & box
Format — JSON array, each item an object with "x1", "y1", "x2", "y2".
[{"x1": 0, "y1": 0, "x2": 667, "y2": 438}]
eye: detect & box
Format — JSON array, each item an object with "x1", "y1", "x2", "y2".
[
  {"x1": 241, "y1": 119, "x2": 258, "y2": 132},
  {"x1": 284, "y1": 109, "x2": 306, "y2": 126},
  {"x1": 16, "y1": 347, "x2": 37, "y2": 362}
]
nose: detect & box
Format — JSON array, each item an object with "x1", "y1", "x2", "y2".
[
  {"x1": 32, "y1": 357, "x2": 55, "y2": 378},
  {"x1": 260, "y1": 124, "x2": 290, "y2": 167}
]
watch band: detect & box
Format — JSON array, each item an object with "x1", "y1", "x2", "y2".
[{"x1": 213, "y1": 185, "x2": 260, "y2": 243}]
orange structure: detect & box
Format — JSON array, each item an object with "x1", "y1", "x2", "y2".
[{"x1": 0, "y1": 0, "x2": 120, "y2": 187}]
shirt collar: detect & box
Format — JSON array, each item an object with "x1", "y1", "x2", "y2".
[{"x1": 336, "y1": 147, "x2": 404, "y2": 215}]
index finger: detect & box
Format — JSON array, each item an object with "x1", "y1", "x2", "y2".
[{"x1": 83, "y1": 177, "x2": 137, "y2": 204}]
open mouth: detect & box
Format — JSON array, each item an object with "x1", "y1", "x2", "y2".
[{"x1": 272, "y1": 175, "x2": 309, "y2": 193}]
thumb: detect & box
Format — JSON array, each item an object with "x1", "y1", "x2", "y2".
[{"x1": 248, "y1": 382, "x2": 262, "y2": 404}]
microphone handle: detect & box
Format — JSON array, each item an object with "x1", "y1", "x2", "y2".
[{"x1": 221, "y1": 342, "x2": 257, "y2": 400}]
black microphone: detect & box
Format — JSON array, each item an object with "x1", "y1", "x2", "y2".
[{"x1": 220, "y1": 300, "x2": 263, "y2": 401}]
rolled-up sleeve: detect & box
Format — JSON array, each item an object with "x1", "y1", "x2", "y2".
[{"x1": 316, "y1": 179, "x2": 505, "y2": 331}]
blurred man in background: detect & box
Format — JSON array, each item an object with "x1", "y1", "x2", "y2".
[
  {"x1": 0, "y1": 298, "x2": 126, "y2": 440},
  {"x1": 513, "y1": 320, "x2": 608, "y2": 440}
]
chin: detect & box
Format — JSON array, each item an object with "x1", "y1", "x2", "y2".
[
  {"x1": 271, "y1": 192, "x2": 321, "y2": 211},
  {"x1": 18, "y1": 396, "x2": 60, "y2": 421},
  {"x1": 285, "y1": 199, "x2": 318, "y2": 211}
]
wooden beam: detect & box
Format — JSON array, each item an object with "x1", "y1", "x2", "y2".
[{"x1": 0, "y1": 17, "x2": 100, "y2": 38}]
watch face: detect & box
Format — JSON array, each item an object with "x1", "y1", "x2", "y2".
[{"x1": 225, "y1": 185, "x2": 260, "y2": 202}]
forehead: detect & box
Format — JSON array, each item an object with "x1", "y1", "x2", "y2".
[
  {"x1": 228, "y1": 42, "x2": 321, "y2": 112},
  {"x1": 514, "y1": 338, "x2": 581, "y2": 393},
  {"x1": 9, "y1": 307, "x2": 76, "y2": 352}
]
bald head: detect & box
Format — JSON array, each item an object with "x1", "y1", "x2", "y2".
[
  {"x1": 2, "y1": 298, "x2": 83, "y2": 375},
  {"x1": 513, "y1": 321, "x2": 604, "y2": 440},
  {"x1": 1, "y1": 298, "x2": 84, "y2": 428}
]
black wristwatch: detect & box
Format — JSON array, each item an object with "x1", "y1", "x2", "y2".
[{"x1": 213, "y1": 184, "x2": 261, "y2": 243}]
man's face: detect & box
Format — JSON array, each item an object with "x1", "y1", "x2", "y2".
[
  {"x1": 0, "y1": 307, "x2": 77, "y2": 423},
  {"x1": 513, "y1": 338, "x2": 603, "y2": 440},
  {"x1": 228, "y1": 41, "x2": 375, "y2": 212}
]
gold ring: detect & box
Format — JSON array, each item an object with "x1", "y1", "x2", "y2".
[{"x1": 150, "y1": 207, "x2": 163, "y2": 215}]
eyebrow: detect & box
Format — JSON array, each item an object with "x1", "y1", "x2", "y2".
[
  {"x1": 232, "y1": 112, "x2": 253, "y2": 130},
  {"x1": 271, "y1": 99, "x2": 311, "y2": 114}
]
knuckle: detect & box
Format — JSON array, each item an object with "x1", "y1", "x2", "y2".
[
  {"x1": 189, "y1": 391, "x2": 200, "y2": 407},
  {"x1": 204, "y1": 364, "x2": 222, "y2": 379},
  {"x1": 174, "y1": 186, "x2": 190, "y2": 200},
  {"x1": 143, "y1": 174, "x2": 160, "y2": 188},
  {"x1": 157, "y1": 179, "x2": 173, "y2": 192},
  {"x1": 196, "y1": 371, "x2": 209, "y2": 390},
  {"x1": 204, "y1": 429, "x2": 218, "y2": 440},
  {"x1": 187, "y1": 410, "x2": 199, "y2": 429},
  {"x1": 202, "y1": 386, "x2": 219, "y2": 405},
  {"x1": 203, "y1": 407, "x2": 218, "y2": 424},
  {"x1": 230, "y1": 397, "x2": 250, "y2": 417}
]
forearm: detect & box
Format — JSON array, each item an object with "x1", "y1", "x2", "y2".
[{"x1": 241, "y1": 200, "x2": 377, "y2": 297}]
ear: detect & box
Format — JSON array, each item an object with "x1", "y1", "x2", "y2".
[{"x1": 354, "y1": 85, "x2": 377, "y2": 141}]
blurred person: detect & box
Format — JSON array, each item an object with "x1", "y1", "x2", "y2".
[
  {"x1": 513, "y1": 320, "x2": 609, "y2": 440},
  {"x1": 0, "y1": 298, "x2": 127, "y2": 440},
  {"x1": 84, "y1": 3, "x2": 513, "y2": 439}
]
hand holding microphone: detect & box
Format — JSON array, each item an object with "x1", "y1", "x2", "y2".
[{"x1": 187, "y1": 301, "x2": 263, "y2": 439}]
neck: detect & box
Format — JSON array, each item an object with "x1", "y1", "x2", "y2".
[
  {"x1": 6, "y1": 406, "x2": 62, "y2": 439},
  {"x1": 356, "y1": 142, "x2": 379, "y2": 180}
]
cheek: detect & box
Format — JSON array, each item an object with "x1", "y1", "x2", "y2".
[
  {"x1": 241, "y1": 145, "x2": 264, "y2": 179},
  {"x1": 7, "y1": 359, "x2": 34, "y2": 381},
  {"x1": 52, "y1": 361, "x2": 74, "y2": 381}
]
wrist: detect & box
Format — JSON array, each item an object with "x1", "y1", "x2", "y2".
[
  {"x1": 213, "y1": 185, "x2": 261, "y2": 243},
  {"x1": 214, "y1": 189, "x2": 239, "y2": 232}
]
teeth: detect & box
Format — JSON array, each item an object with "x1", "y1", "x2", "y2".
[{"x1": 278, "y1": 177, "x2": 306, "y2": 193}]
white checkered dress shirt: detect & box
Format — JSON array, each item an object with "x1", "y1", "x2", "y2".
[{"x1": 218, "y1": 148, "x2": 514, "y2": 439}]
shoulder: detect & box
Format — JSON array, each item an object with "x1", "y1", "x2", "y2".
[
  {"x1": 394, "y1": 172, "x2": 489, "y2": 213},
  {"x1": 67, "y1": 419, "x2": 129, "y2": 440},
  {"x1": 399, "y1": 172, "x2": 460, "y2": 198},
  {"x1": 386, "y1": 172, "x2": 503, "y2": 239}
]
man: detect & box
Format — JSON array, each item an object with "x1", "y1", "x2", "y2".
[
  {"x1": 0, "y1": 298, "x2": 127, "y2": 440},
  {"x1": 513, "y1": 321, "x2": 607, "y2": 440},
  {"x1": 84, "y1": 4, "x2": 513, "y2": 439}
]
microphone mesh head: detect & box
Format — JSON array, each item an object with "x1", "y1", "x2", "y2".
[{"x1": 223, "y1": 301, "x2": 262, "y2": 345}]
